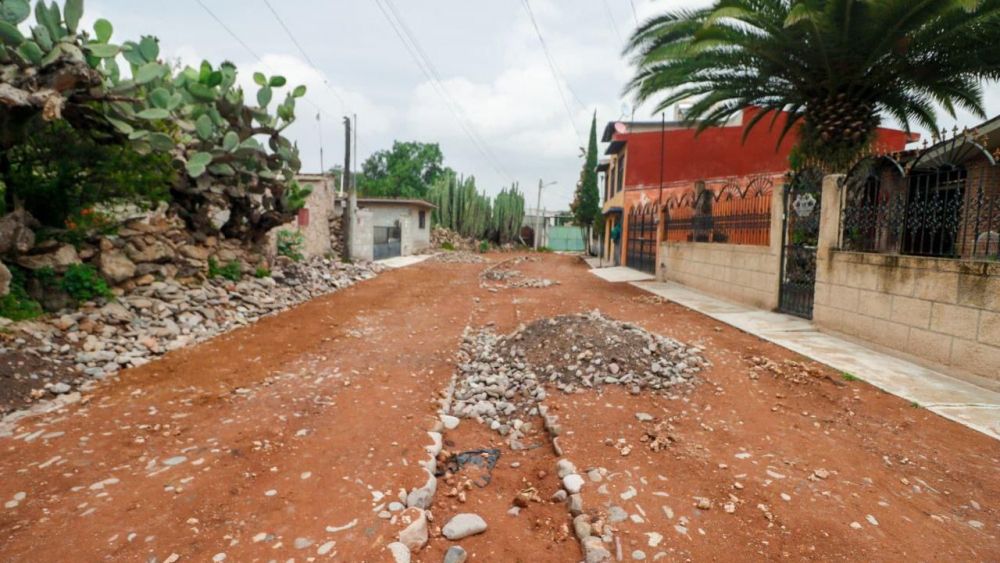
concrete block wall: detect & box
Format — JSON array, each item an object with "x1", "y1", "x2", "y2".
[
  {"x1": 814, "y1": 175, "x2": 1000, "y2": 384},
  {"x1": 813, "y1": 252, "x2": 1000, "y2": 382},
  {"x1": 659, "y1": 242, "x2": 781, "y2": 309},
  {"x1": 351, "y1": 209, "x2": 375, "y2": 262}
]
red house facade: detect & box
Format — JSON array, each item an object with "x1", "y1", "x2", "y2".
[{"x1": 599, "y1": 108, "x2": 916, "y2": 270}]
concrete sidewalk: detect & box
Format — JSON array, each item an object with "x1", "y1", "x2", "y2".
[
  {"x1": 633, "y1": 280, "x2": 1000, "y2": 440},
  {"x1": 589, "y1": 266, "x2": 655, "y2": 283},
  {"x1": 376, "y1": 254, "x2": 433, "y2": 269}
]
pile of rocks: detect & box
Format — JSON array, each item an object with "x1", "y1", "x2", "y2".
[
  {"x1": 478, "y1": 256, "x2": 556, "y2": 289},
  {"x1": 449, "y1": 311, "x2": 707, "y2": 438},
  {"x1": 431, "y1": 227, "x2": 475, "y2": 251},
  {"x1": 429, "y1": 251, "x2": 488, "y2": 264},
  {"x1": 3, "y1": 257, "x2": 382, "y2": 408}
]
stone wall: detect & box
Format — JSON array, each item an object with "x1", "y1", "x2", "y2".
[
  {"x1": 814, "y1": 175, "x2": 1000, "y2": 384},
  {"x1": 264, "y1": 174, "x2": 336, "y2": 260},
  {"x1": 657, "y1": 183, "x2": 784, "y2": 310}
]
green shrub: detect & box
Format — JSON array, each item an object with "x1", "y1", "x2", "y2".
[
  {"x1": 276, "y1": 230, "x2": 305, "y2": 262},
  {"x1": 1, "y1": 122, "x2": 173, "y2": 229},
  {"x1": 208, "y1": 258, "x2": 242, "y2": 281},
  {"x1": 478, "y1": 240, "x2": 489, "y2": 253},
  {"x1": 0, "y1": 266, "x2": 43, "y2": 321},
  {"x1": 254, "y1": 266, "x2": 271, "y2": 278},
  {"x1": 60, "y1": 264, "x2": 112, "y2": 302},
  {"x1": 440, "y1": 241, "x2": 456, "y2": 251}
]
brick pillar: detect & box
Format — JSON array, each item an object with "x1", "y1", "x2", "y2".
[
  {"x1": 817, "y1": 174, "x2": 845, "y2": 263},
  {"x1": 764, "y1": 182, "x2": 787, "y2": 310},
  {"x1": 813, "y1": 174, "x2": 845, "y2": 323}
]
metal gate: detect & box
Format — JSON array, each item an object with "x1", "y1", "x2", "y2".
[
  {"x1": 778, "y1": 169, "x2": 824, "y2": 318},
  {"x1": 373, "y1": 222, "x2": 402, "y2": 260},
  {"x1": 626, "y1": 203, "x2": 658, "y2": 274}
]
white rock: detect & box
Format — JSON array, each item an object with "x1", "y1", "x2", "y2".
[
  {"x1": 442, "y1": 513, "x2": 488, "y2": 540},
  {"x1": 563, "y1": 474, "x2": 585, "y2": 494},
  {"x1": 397, "y1": 508, "x2": 428, "y2": 551},
  {"x1": 387, "y1": 542, "x2": 411, "y2": 563}
]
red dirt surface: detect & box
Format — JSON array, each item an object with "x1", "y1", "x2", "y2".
[{"x1": 0, "y1": 254, "x2": 997, "y2": 562}]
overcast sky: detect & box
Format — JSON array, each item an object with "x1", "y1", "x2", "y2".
[{"x1": 88, "y1": 0, "x2": 999, "y2": 210}]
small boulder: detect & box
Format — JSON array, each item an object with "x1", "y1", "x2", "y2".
[
  {"x1": 397, "y1": 507, "x2": 428, "y2": 551},
  {"x1": 98, "y1": 250, "x2": 137, "y2": 283},
  {"x1": 0, "y1": 260, "x2": 10, "y2": 297},
  {"x1": 0, "y1": 209, "x2": 38, "y2": 255},
  {"x1": 442, "y1": 513, "x2": 487, "y2": 540},
  {"x1": 443, "y1": 545, "x2": 468, "y2": 563},
  {"x1": 17, "y1": 244, "x2": 80, "y2": 272},
  {"x1": 387, "y1": 542, "x2": 411, "y2": 563},
  {"x1": 562, "y1": 474, "x2": 584, "y2": 494}
]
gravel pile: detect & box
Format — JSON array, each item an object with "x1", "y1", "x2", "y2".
[
  {"x1": 2, "y1": 258, "x2": 382, "y2": 411},
  {"x1": 479, "y1": 256, "x2": 556, "y2": 289},
  {"x1": 430, "y1": 251, "x2": 488, "y2": 264},
  {"x1": 450, "y1": 311, "x2": 707, "y2": 436}
]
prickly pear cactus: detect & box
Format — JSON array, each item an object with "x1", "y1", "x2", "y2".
[{"x1": 0, "y1": 0, "x2": 309, "y2": 241}]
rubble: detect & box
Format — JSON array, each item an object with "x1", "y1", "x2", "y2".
[
  {"x1": 449, "y1": 311, "x2": 707, "y2": 438},
  {"x1": 479, "y1": 256, "x2": 557, "y2": 289},
  {"x1": 431, "y1": 227, "x2": 476, "y2": 251},
  {"x1": 1, "y1": 257, "x2": 383, "y2": 413},
  {"x1": 429, "y1": 251, "x2": 488, "y2": 264}
]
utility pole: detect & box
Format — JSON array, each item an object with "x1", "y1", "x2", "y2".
[
  {"x1": 343, "y1": 116, "x2": 355, "y2": 261},
  {"x1": 351, "y1": 113, "x2": 358, "y2": 192},
  {"x1": 534, "y1": 179, "x2": 543, "y2": 250},
  {"x1": 317, "y1": 112, "x2": 325, "y2": 178},
  {"x1": 534, "y1": 179, "x2": 557, "y2": 250}
]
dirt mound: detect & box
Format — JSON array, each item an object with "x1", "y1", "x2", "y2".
[
  {"x1": 450, "y1": 312, "x2": 707, "y2": 436},
  {"x1": 499, "y1": 312, "x2": 707, "y2": 392}
]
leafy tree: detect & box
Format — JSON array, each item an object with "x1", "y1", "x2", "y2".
[
  {"x1": 358, "y1": 141, "x2": 446, "y2": 198},
  {"x1": 624, "y1": 0, "x2": 1000, "y2": 170}
]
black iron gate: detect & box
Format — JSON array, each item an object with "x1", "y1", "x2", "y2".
[
  {"x1": 626, "y1": 203, "x2": 657, "y2": 273},
  {"x1": 779, "y1": 169, "x2": 824, "y2": 318},
  {"x1": 373, "y1": 222, "x2": 402, "y2": 260}
]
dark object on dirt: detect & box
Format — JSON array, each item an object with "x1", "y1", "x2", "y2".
[{"x1": 436, "y1": 448, "x2": 501, "y2": 487}]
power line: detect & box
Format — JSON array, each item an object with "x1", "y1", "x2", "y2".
[
  {"x1": 628, "y1": 0, "x2": 639, "y2": 26},
  {"x1": 371, "y1": 0, "x2": 514, "y2": 183},
  {"x1": 520, "y1": 0, "x2": 584, "y2": 144},
  {"x1": 601, "y1": 0, "x2": 625, "y2": 45},
  {"x1": 194, "y1": 0, "x2": 345, "y2": 170},
  {"x1": 194, "y1": 0, "x2": 341, "y2": 124},
  {"x1": 261, "y1": 0, "x2": 351, "y2": 114},
  {"x1": 380, "y1": 0, "x2": 513, "y2": 183}
]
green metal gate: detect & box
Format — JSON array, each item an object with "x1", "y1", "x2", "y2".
[{"x1": 548, "y1": 226, "x2": 586, "y2": 252}]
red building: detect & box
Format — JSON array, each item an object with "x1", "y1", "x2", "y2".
[{"x1": 599, "y1": 107, "x2": 916, "y2": 270}]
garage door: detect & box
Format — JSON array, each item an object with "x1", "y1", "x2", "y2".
[{"x1": 373, "y1": 222, "x2": 402, "y2": 259}]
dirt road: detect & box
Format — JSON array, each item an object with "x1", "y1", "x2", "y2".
[{"x1": 1, "y1": 254, "x2": 997, "y2": 562}]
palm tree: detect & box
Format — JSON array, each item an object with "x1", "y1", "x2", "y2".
[{"x1": 624, "y1": 0, "x2": 1000, "y2": 170}]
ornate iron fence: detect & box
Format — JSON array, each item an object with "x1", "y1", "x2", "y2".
[
  {"x1": 664, "y1": 176, "x2": 774, "y2": 246},
  {"x1": 627, "y1": 202, "x2": 658, "y2": 273},
  {"x1": 841, "y1": 140, "x2": 1000, "y2": 261}
]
